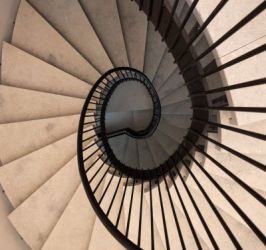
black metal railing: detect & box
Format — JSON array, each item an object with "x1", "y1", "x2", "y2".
[{"x1": 78, "y1": 0, "x2": 266, "y2": 249}]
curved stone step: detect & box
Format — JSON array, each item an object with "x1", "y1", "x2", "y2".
[
  {"x1": 80, "y1": 0, "x2": 129, "y2": 67},
  {"x1": 41, "y1": 185, "x2": 94, "y2": 250},
  {"x1": 0, "y1": 115, "x2": 79, "y2": 165},
  {"x1": 124, "y1": 184, "x2": 165, "y2": 249},
  {"x1": 1, "y1": 43, "x2": 91, "y2": 99},
  {"x1": 42, "y1": 156, "x2": 108, "y2": 250},
  {"x1": 152, "y1": 49, "x2": 176, "y2": 88},
  {"x1": 124, "y1": 137, "x2": 139, "y2": 169},
  {"x1": 144, "y1": 179, "x2": 202, "y2": 250},
  {"x1": 146, "y1": 136, "x2": 169, "y2": 167},
  {"x1": 186, "y1": 164, "x2": 266, "y2": 234},
  {"x1": 12, "y1": 0, "x2": 100, "y2": 83},
  {"x1": 8, "y1": 156, "x2": 81, "y2": 250},
  {"x1": 157, "y1": 66, "x2": 185, "y2": 97},
  {"x1": 137, "y1": 139, "x2": 156, "y2": 170},
  {"x1": 203, "y1": 149, "x2": 266, "y2": 192},
  {"x1": 156, "y1": 117, "x2": 187, "y2": 144},
  {"x1": 0, "y1": 85, "x2": 84, "y2": 124},
  {"x1": 88, "y1": 173, "x2": 125, "y2": 250},
  {"x1": 108, "y1": 134, "x2": 128, "y2": 163},
  {"x1": 160, "y1": 114, "x2": 192, "y2": 129},
  {"x1": 159, "y1": 85, "x2": 189, "y2": 107},
  {"x1": 144, "y1": 22, "x2": 167, "y2": 81},
  {"x1": 0, "y1": 133, "x2": 77, "y2": 207},
  {"x1": 28, "y1": 0, "x2": 112, "y2": 74},
  {"x1": 161, "y1": 99, "x2": 193, "y2": 116},
  {"x1": 153, "y1": 129, "x2": 179, "y2": 157},
  {"x1": 117, "y1": 0, "x2": 147, "y2": 71},
  {"x1": 187, "y1": 186, "x2": 265, "y2": 250}
]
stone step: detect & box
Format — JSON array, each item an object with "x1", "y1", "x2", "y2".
[
  {"x1": 124, "y1": 137, "x2": 139, "y2": 169},
  {"x1": 144, "y1": 22, "x2": 167, "y2": 81},
  {"x1": 157, "y1": 66, "x2": 185, "y2": 97},
  {"x1": 124, "y1": 184, "x2": 165, "y2": 249},
  {"x1": 8, "y1": 156, "x2": 81, "y2": 250},
  {"x1": 0, "y1": 133, "x2": 77, "y2": 207},
  {"x1": 161, "y1": 99, "x2": 192, "y2": 116},
  {"x1": 117, "y1": 0, "x2": 147, "y2": 71},
  {"x1": 28, "y1": 0, "x2": 112, "y2": 74},
  {"x1": 42, "y1": 156, "x2": 108, "y2": 250},
  {"x1": 88, "y1": 173, "x2": 125, "y2": 250},
  {"x1": 203, "y1": 149, "x2": 266, "y2": 191},
  {"x1": 108, "y1": 134, "x2": 129, "y2": 165},
  {"x1": 137, "y1": 139, "x2": 156, "y2": 170},
  {"x1": 143, "y1": 181, "x2": 184, "y2": 250},
  {"x1": 186, "y1": 164, "x2": 266, "y2": 234},
  {"x1": 80, "y1": 0, "x2": 128, "y2": 67},
  {"x1": 41, "y1": 185, "x2": 94, "y2": 250},
  {"x1": 12, "y1": 0, "x2": 100, "y2": 83},
  {"x1": 0, "y1": 85, "x2": 84, "y2": 124},
  {"x1": 1, "y1": 43, "x2": 91, "y2": 99},
  {"x1": 160, "y1": 114, "x2": 192, "y2": 129},
  {"x1": 159, "y1": 85, "x2": 189, "y2": 107},
  {"x1": 156, "y1": 117, "x2": 187, "y2": 144},
  {"x1": 0, "y1": 115, "x2": 80, "y2": 165},
  {"x1": 188, "y1": 187, "x2": 265, "y2": 250},
  {"x1": 152, "y1": 49, "x2": 176, "y2": 89},
  {"x1": 146, "y1": 136, "x2": 169, "y2": 167}
]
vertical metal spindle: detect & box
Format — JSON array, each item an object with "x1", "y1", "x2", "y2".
[
  {"x1": 137, "y1": 178, "x2": 144, "y2": 247},
  {"x1": 157, "y1": 175, "x2": 171, "y2": 250},
  {"x1": 126, "y1": 178, "x2": 136, "y2": 237},
  {"x1": 149, "y1": 178, "x2": 155, "y2": 250}
]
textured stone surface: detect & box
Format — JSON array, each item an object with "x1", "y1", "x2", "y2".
[
  {"x1": 144, "y1": 22, "x2": 167, "y2": 81},
  {"x1": 117, "y1": 0, "x2": 147, "y2": 71},
  {"x1": 0, "y1": 133, "x2": 77, "y2": 207},
  {"x1": 81, "y1": 0, "x2": 128, "y2": 67},
  {"x1": 28, "y1": 0, "x2": 112, "y2": 74},
  {"x1": 1, "y1": 43, "x2": 91, "y2": 98},
  {"x1": 12, "y1": 0, "x2": 100, "y2": 83},
  {"x1": 0, "y1": 115, "x2": 79, "y2": 165},
  {"x1": 0, "y1": 85, "x2": 84, "y2": 123},
  {"x1": 8, "y1": 157, "x2": 81, "y2": 250}
]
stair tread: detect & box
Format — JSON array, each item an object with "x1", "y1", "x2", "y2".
[
  {"x1": 160, "y1": 114, "x2": 192, "y2": 129},
  {"x1": 117, "y1": 0, "x2": 147, "y2": 71},
  {"x1": 124, "y1": 137, "x2": 139, "y2": 169},
  {"x1": 0, "y1": 133, "x2": 77, "y2": 207},
  {"x1": 0, "y1": 115, "x2": 79, "y2": 165},
  {"x1": 42, "y1": 156, "x2": 108, "y2": 250},
  {"x1": 0, "y1": 85, "x2": 84, "y2": 124},
  {"x1": 80, "y1": 0, "x2": 129, "y2": 67},
  {"x1": 188, "y1": 186, "x2": 265, "y2": 250},
  {"x1": 152, "y1": 50, "x2": 176, "y2": 88},
  {"x1": 157, "y1": 66, "x2": 184, "y2": 93},
  {"x1": 146, "y1": 136, "x2": 169, "y2": 167},
  {"x1": 137, "y1": 139, "x2": 156, "y2": 170},
  {"x1": 161, "y1": 99, "x2": 192, "y2": 115},
  {"x1": 41, "y1": 185, "x2": 95, "y2": 250},
  {"x1": 124, "y1": 184, "x2": 165, "y2": 249},
  {"x1": 8, "y1": 156, "x2": 81, "y2": 250},
  {"x1": 108, "y1": 134, "x2": 129, "y2": 164},
  {"x1": 12, "y1": 0, "x2": 100, "y2": 83},
  {"x1": 28, "y1": 0, "x2": 112, "y2": 74},
  {"x1": 88, "y1": 173, "x2": 125, "y2": 250},
  {"x1": 186, "y1": 164, "x2": 266, "y2": 233},
  {"x1": 1, "y1": 43, "x2": 91, "y2": 99},
  {"x1": 160, "y1": 85, "x2": 189, "y2": 111},
  {"x1": 144, "y1": 22, "x2": 167, "y2": 81},
  {"x1": 203, "y1": 149, "x2": 266, "y2": 191}
]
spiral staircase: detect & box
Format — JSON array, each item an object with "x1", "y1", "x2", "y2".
[{"x1": 0, "y1": 0, "x2": 265, "y2": 249}]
